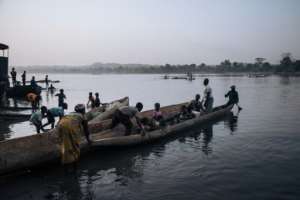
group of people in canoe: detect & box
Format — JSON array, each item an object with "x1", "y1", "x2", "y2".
[{"x1": 28, "y1": 78, "x2": 242, "y2": 165}]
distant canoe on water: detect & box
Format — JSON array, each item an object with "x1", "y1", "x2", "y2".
[
  {"x1": 25, "y1": 80, "x2": 60, "y2": 83},
  {"x1": 162, "y1": 75, "x2": 195, "y2": 80},
  {"x1": 0, "y1": 98, "x2": 232, "y2": 175},
  {"x1": 248, "y1": 74, "x2": 270, "y2": 78}
]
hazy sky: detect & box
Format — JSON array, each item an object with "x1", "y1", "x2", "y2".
[{"x1": 1, "y1": 0, "x2": 300, "y2": 66}]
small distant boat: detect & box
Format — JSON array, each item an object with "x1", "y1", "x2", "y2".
[
  {"x1": 172, "y1": 76, "x2": 195, "y2": 80},
  {"x1": 25, "y1": 80, "x2": 60, "y2": 84},
  {"x1": 248, "y1": 74, "x2": 270, "y2": 78}
]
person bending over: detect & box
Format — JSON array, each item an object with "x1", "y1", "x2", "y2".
[
  {"x1": 42, "y1": 106, "x2": 65, "y2": 129},
  {"x1": 111, "y1": 102, "x2": 144, "y2": 136}
]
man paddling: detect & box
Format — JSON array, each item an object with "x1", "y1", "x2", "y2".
[
  {"x1": 225, "y1": 85, "x2": 242, "y2": 111},
  {"x1": 110, "y1": 102, "x2": 145, "y2": 136}
]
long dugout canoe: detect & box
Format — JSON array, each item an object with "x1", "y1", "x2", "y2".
[
  {"x1": 89, "y1": 104, "x2": 233, "y2": 147},
  {"x1": 0, "y1": 97, "x2": 129, "y2": 175}
]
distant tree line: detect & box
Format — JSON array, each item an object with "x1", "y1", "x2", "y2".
[{"x1": 14, "y1": 53, "x2": 300, "y2": 74}]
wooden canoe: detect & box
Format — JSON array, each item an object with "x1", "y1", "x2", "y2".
[
  {"x1": 0, "y1": 102, "x2": 232, "y2": 175},
  {"x1": 0, "y1": 97, "x2": 129, "y2": 175},
  {"x1": 89, "y1": 104, "x2": 233, "y2": 147},
  {"x1": 0, "y1": 106, "x2": 32, "y2": 111},
  {"x1": 0, "y1": 113, "x2": 31, "y2": 121}
]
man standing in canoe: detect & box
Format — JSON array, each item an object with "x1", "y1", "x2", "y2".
[
  {"x1": 57, "y1": 104, "x2": 91, "y2": 164},
  {"x1": 225, "y1": 85, "x2": 242, "y2": 111},
  {"x1": 110, "y1": 102, "x2": 145, "y2": 136},
  {"x1": 203, "y1": 78, "x2": 214, "y2": 112}
]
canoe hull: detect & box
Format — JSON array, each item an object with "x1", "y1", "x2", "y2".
[
  {"x1": 91, "y1": 105, "x2": 233, "y2": 147},
  {"x1": 0, "y1": 97, "x2": 129, "y2": 175}
]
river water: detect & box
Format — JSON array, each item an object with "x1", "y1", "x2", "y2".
[{"x1": 1, "y1": 74, "x2": 300, "y2": 200}]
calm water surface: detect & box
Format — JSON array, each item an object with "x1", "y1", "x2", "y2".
[{"x1": 1, "y1": 74, "x2": 300, "y2": 200}]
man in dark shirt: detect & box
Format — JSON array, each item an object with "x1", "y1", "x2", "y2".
[
  {"x1": 21, "y1": 71, "x2": 26, "y2": 86},
  {"x1": 10, "y1": 68, "x2": 17, "y2": 86},
  {"x1": 30, "y1": 76, "x2": 37, "y2": 87},
  {"x1": 55, "y1": 89, "x2": 66, "y2": 108},
  {"x1": 225, "y1": 85, "x2": 242, "y2": 111},
  {"x1": 94, "y1": 92, "x2": 101, "y2": 107}
]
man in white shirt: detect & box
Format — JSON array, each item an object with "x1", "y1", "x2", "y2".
[{"x1": 203, "y1": 78, "x2": 214, "y2": 112}]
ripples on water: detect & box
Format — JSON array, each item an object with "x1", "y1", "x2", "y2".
[{"x1": 1, "y1": 75, "x2": 300, "y2": 200}]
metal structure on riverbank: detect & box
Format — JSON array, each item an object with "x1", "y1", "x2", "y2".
[{"x1": 0, "y1": 43, "x2": 9, "y2": 104}]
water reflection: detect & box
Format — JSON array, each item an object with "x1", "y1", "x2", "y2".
[
  {"x1": 1, "y1": 113, "x2": 238, "y2": 200},
  {"x1": 224, "y1": 111, "x2": 239, "y2": 134}
]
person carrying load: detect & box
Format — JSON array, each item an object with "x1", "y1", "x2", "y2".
[
  {"x1": 26, "y1": 92, "x2": 41, "y2": 111},
  {"x1": 110, "y1": 102, "x2": 145, "y2": 136},
  {"x1": 57, "y1": 104, "x2": 91, "y2": 165}
]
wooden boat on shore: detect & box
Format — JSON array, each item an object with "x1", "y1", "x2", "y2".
[
  {"x1": 6, "y1": 85, "x2": 42, "y2": 98},
  {"x1": 0, "y1": 113, "x2": 31, "y2": 121},
  {"x1": 0, "y1": 106, "x2": 32, "y2": 111},
  {"x1": 0, "y1": 101, "x2": 232, "y2": 175}
]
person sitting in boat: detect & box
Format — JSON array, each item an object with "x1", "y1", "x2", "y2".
[
  {"x1": 179, "y1": 105, "x2": 195, "y2": 120},
  {"x1": 94, "y1": 92, "x2": 101, "y2": 108},
  {"x1": 189, "y1": 94, "x2": 204, "y2": 112},
  {"x1": 110, "y1": 102, "x2": 145, "y2": 136},
  {"x1": 87, "y1": 92, "x2": 95, "y2": 109},
  {"x1": 55, "y1": 89, "x2": 66, "y2": 108},
  {"x1": 203, "y1": 78, "x2": 214, "y2": 112},
  {"x1": 42, "y1": 106, "x2": 65, "y2": 129},
  {"x1": 225, "y1": 85, "x2": 242, "y2": 111},
  {"x1": 26, "y1": 92, "x2": 41, "y2": 111},
  {"x1": 30, "y1": 76, "x2": 37, "y2": 88},
  {"x1": 57, "y1": 104, "x2": 91, "y2": 165},
  {"x1": 151, "y1": 102, "x2": 165, "y2": 126},
  {"x1": 29, "y1": 106, "x2": 47, "y2": 134},
  {"x1": 153, "y1": 103, "x2": 163, "y2": 122}
]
